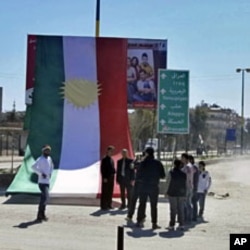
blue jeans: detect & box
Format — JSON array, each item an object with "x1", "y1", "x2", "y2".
[
  {"x1": 168, "y1": 196, "x2": 185, "y2": 227},
  {"x1": 184, "y1": 189, "x2": 193, "y2": 222},
  {"x1": 197, "y1": 193, "x2": 206, "y2": 216},
  {"x1": 127, "y1": 83, "x2": 136, "y2": 104},
  {"x1": 38, "y1": 184, "x2": 50, "y2": 214}
]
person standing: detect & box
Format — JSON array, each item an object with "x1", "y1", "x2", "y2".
[
  {"x1": 116, "y1": 149, "x2": 135, "y2": 209},
  {"x1": 126, "y1": 152, "x2": 146, "y2": 221},
  {"x1": 189, "y1": 155, "x2": 199, "y2": 222},
  {"x1": 100, "y1": 146, "x2": 116, "y2": 210},
  {"x1": 197, "y1": 161, "x2": 212, "y2": 219},
  {"x1": 166, "y1": 159, "x2": 187, "y2": 230},
  {"x1": 181, "y1": 153, "x2": 194, "y2": 224},
  {"x1": 32, "y1": 145, "x2": 54, "y2": 222},
  {"x1": 136, "y1": 147, "x2": 166, "y2": 230}
]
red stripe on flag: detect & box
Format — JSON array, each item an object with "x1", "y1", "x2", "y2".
[
  {"x1": 96, "y1": 38, "x2": 134, "y2": 198},
  {"x1": 26, "y1": 35, "x2": 37, "y2": 91}
]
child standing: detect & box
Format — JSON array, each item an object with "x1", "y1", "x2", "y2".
[{"x1": 197, "y1": 161, "x2": 212, "y2": 219}]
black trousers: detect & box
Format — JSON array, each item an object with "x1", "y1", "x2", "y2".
[
  {"x1": 100, "y1": 176, "x2": 114, "y2": 209},
  {"x1": 128, "y1": 183, "x2": 139, "y2": 218},
  {"x1": 38, "y1": 184, "x2": 50, "y2": 215},
  {"x1": 137, "y1": 184, "x2": 159, "y2": 224},
  {"x1": 119, "y1": 178, "x2": 133, "y2": 207}
]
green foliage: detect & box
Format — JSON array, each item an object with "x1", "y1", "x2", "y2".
[{"x1": 129, "y1": 109, "x2": 156, "y2": 151}]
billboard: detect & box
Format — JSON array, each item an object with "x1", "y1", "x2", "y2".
[
  {"x1": 25, "y1": 37, "x2": 167, "y2": 110},
  {"x1": 127, "y1": 39, "x2": 167, "y2": 109}
]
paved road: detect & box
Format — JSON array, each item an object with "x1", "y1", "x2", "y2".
[{"x1": 0, "y1": 159, "x2": 250, "y2": 250}]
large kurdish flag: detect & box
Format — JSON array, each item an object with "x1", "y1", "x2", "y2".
[{"x1": 7, "y1": 35, "x2": 133, "y2": 197}]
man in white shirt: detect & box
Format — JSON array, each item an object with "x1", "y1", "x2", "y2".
[
  {"x1": 181, "y1": 153, "x2": 195, "y2": 224},
  {"x1": 32, "y1": 145, "x2": 54, "y2": 222},
  {"x1": 197, "y1": 161, "x2": 212, "y2": 219}
]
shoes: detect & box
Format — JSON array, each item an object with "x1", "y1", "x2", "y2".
[
  {"x1": 167, "y1": 226, "x2": 175, "y2": 230},
  {"x1": 100, "y1": 207, "x2": 108, "y2": 210},
  {"x1": 198, "y1": 215, "x2": 204, "y2": 220},
  {"x1": 125, "y1": 216, "x2": 133, "y2": 222},
  {"x1": 177, "y1": 226, "x2": 185, "y2": 231},
  {"x1": 36, "y1": 214, "x2": 48, "y2": 222},
  {"x1": 108, "y1": 206, "x2": 114, "y2": 210},
  {"x1": 152, "y1": 224, "x2": 161, "y2": 230},
  {"x1": 42, "y1": 216, "x2": 49, "y2": 222},
  {"x1": 135, "y1": 222, "x2": 144, "y2": 228},
  {"x1": 36, "y1": 217, "x2": 43, "y2": 223},
  {"x1": 119, "y1": 205, "x2": 126, "y2": 210}
]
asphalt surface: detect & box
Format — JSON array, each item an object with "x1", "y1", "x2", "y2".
[{"x1": 0, "y1": 158, "x2": 250, "y2": 250}]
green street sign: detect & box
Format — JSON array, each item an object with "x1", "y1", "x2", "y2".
[{"x1": 157, "y1": 69, "x2": 189, "y2": 134}]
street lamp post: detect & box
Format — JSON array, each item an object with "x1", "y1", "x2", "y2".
[{"x1": 236, "y1": 68, "x2": 250, "y2": 155}]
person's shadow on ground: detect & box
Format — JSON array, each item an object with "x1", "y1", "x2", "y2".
[
  {"x1": 13, "y1": 219, "x2": 42, "y2": 229},
  {"x1": 190, "y1": 218, "x2": 209, "y2": 228},
  {"x1": 159, "y1": 229, "x2": 184, "y2": 238},
  {"x1": 126, "y1": 227, "x2": 157, "y2": 238},
  {"x1": 90, "y1": 208, "x2": 128, "y2": 217}
]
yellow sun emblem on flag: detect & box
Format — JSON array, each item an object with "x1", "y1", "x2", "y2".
[{"x1": 61, "y1": 79, "x2": 101, "y2": 108}]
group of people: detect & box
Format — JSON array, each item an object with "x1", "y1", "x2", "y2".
[
  {"x1": 166, "y1": 153, "x2": 212, "y2": 230},
  {"x1": 100, "y1": 146, "x2": 165, "y2": 230},
  {"x1": 31, "y1": 144, "x2": 211, "y2": 231},
  {"x1": 100, "y1": 146, "x2": 212, "y2": 231},
  {"x1": 127, "y1": 53, "x2": 156, "y2": 104}
]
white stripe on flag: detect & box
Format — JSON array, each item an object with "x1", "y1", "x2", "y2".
[{"x1": 51, "y1": 37, "x2": 100, "y2": 196}]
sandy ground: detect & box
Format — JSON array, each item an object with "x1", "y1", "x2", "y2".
[{"x1": 0, "y1": 158, "x2": 250, "y2": 250}]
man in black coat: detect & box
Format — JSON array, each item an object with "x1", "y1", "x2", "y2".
[
  {"x1": 136, "y1": 147, "x2": 166, "y2": 230},
  {"x1": 100, "y1": 146, "x2": 116, "y2": 210},
  {"x1": 116, "y1": 149, "x2": 135, "y2": 209}
]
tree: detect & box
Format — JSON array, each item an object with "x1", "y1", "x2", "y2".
[
  {"x1": 129, "y1": 109, "x2": 156, "y2": 151},
  {"x1": 189, "y1": 104, "x2": 208, "y2": 150}
]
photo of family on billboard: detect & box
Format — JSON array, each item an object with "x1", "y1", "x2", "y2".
[{"x1": 127, "y1": 39, "x2": 167, "y2": 109}]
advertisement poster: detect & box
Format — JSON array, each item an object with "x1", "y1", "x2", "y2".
[{"x1": 127, "y1": 39, "x2": 167, "y2": 109}]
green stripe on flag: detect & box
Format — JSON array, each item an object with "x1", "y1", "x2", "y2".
[
  {"x1": 28, "y1": 36, "x2": 65, "y2": 167},
  {"x1": 7, "y1": 36, "x2": 65, "y2": 194}
]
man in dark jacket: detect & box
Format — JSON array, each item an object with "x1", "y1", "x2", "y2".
[
  {"x1": 116, "y1": 149, "x2": 134, "y2": 209},
  {"x1": 126, "y1": 152, "x2": 146, "y2": 221},
  {"x1": 166, "y1": 159, "x2": 187, "y2": 230},
  {"x1": 136, "y1": 147, "x2": 166, "y2": 230},
  {"x1": 100, "y1": 146, "x2": 116, "y2": 210}
]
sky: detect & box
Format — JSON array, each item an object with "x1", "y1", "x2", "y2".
[{"x1": 0, "y1": 0, "x2": 250, "y2": 116}]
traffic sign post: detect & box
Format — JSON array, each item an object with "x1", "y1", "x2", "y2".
[{"x1": 157, "y1": 69, "x2": 189, "y2": 134}]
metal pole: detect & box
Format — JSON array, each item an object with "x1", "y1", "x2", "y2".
[
  {"x1": 11, "y1": 143, "x2": 14, "y2": 174},
  {"x1": 95, "y1": 0, "x2": 100, "y2": 37},
  {"x1": 241, "y1": 70, "x2": 245, "y2": 155},
  {"x1": 117, "y1": 226, "x2": 124, "y2": 250}
]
